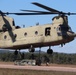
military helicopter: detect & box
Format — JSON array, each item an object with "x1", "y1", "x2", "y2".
[{"x1": 0, "y1": 2, "x2": 76, "y2": 55}]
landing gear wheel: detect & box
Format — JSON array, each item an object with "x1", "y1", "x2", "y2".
[
  {"x1": 14, "y1": 50, "x2": 18, "y2": 61},
  {"x1": 14, "y1": 50, "x2": 18, "y2": 55},
  {"x1": 47, "y1": 49, "x2": 53, "y2": 55},
  {"x1": 29, "y1": 48, "x2": 35, "y2": 52}
]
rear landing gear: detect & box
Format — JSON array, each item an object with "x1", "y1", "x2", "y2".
[{"x1": 47, "y1": 47, "x2": 53, "y2": 55}]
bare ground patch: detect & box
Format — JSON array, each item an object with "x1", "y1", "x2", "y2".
[{"x1": 0, "y1": 68, "x2": 76, "y2": 75}]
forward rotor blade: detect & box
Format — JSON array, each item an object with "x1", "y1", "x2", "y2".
[
  {"x1": 3, "y1": 12, "x2": 58, "y2": 15},
  {"x1": 32, "y1": 2, "x2": 60, "y2": 13},
  {"x1": 14, "y1": 12, "x2": 55, "y2": 15},
  {"x1": 15, "y1": 12, "x2": 76, "y2": 15},
  {"x1": 20, "y1": 9, "x2": 47, "y2": 13},
  {"x1": 67, "y1": 13, "x2": 76, "y2": 15},
  {"x1": 0, "y1": 12, "x2": 76, "y2": 16}
]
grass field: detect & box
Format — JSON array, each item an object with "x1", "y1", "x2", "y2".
[{"x1": 0, "y1": 68, "x2": 76, "y2": 75}]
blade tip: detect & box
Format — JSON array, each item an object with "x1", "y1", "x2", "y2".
[{"x1": 32, "y1": 2, "x2": 37, "y2": 4}]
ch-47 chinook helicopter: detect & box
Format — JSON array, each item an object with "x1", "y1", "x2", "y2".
[{"x1": 0, "y1": 2, "x2": 76, "y2": 56}]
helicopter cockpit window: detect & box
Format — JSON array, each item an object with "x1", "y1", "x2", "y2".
[
  {"x1": 62, "y1": 27, "x2": 69, "y2": 31},
  {"x1": 57, "y1": 27, "x2": 61, "y2": 31},
  {"x1": 68, "y1": 27, "x2": 72, "y2": 32},
  {"x1": 59, "y1": 25, "x2": 72, "y2": 31},
  {"x1": 45, "y1": 27, "x2": 51, "y2": 36}
]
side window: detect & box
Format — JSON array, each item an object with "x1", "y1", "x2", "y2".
[
  {"x1": 13, "y1": 20, "x2": 15, "y2": 26},
  {"x1": 45, "y1": 27, "x2": 51, "y2": 36},
  {"x1": 57, "y1": 26, "x2": 61, "y2": 31}
]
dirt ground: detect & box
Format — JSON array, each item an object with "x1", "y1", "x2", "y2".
[
  {"x1": 0, "y1": 61, "x2": 13, "y2": 65},
  {"x1": 0, "y1": 68, "x2": 76, "y2": 75},
  {"x1": 0, "y1": 61, "x2": 76, "y2": 68},
  {"x1": 0, "y1": 62, "x2": 76, "y2": 75}
]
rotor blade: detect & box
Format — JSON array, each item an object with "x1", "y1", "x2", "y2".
[
  {"x1": 14, "y1": 12, "x2": 54, "y2": 15},
  {"x1": 32, "y1": 2, "x2": 60, "y2": 13},
  {"x1": 1, "y1": 12, "x2": 76, "y2": 16},
  {"x1": 67, "y1": 12, "x2": 76, "y2": 15},
  {"x1": 3, "y1": 12, "x2": 58, "y2": 15},
  {"x1": 14, "y1": 12, "x2": 76, "y2": 16},
  {"x1": 2, "y1": 16, "x2": 16, "y2": 42},
  {"x1": 20, "y1": 9, "x2": 47, "y2": 13}
]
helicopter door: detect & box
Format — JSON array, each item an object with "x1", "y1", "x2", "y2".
[{"x1": 45, "y1": 27, "x2": 51, "y2": 36}]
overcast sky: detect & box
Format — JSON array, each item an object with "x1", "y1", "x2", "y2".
[{"x1": 0, "y1": 0, "x2": 76, "y2": 53}]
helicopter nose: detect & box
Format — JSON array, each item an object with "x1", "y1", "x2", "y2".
[
  {"x1": 71, "y1": 33, "x2": 76, "y2": 38},
  {"x1": 67, "y1": 32, "x2": 76, "y2": 38}
]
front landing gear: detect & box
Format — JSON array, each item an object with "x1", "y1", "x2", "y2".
[
  {"x1": 14, "y1": 50, "x2": 18, "y2": 55},
  {"x1": 14, "y1": 50, "x2": 25, "y2": 60},
  {"x1": 47, "y1": 47, "x2": 53, "y2": 55}
]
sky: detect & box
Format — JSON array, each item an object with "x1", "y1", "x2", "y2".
[{"x1": 0, "y1": 0, "x2": 76, "y2": 53}]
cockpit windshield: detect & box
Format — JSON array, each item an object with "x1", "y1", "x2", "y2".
[
  {"x1": 59, "y1": 25, "x2": 72, "y2": 32},
  {"x1": 61, "y1": 26, "x2": 69, "y2": 31}
]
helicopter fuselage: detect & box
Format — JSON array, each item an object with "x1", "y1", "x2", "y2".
[
  {"x1": 0, "y1": 23, "x2": 75, "y2": 50},
  {"x1": 0, "y1": 15, "x2": 76, "y2": 50}
]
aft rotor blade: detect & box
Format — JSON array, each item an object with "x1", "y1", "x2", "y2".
[{"x1": 32, "y1": 2, "x2": 60, "y2": 13}]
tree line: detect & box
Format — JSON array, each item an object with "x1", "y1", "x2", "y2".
[{"x1": 0, "y1": 51, "x2": 76, "y2": 65}]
